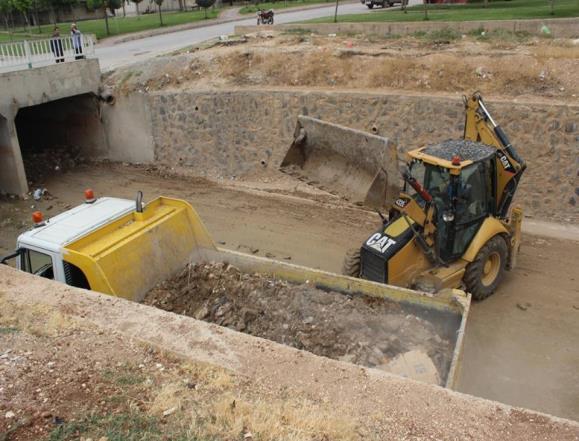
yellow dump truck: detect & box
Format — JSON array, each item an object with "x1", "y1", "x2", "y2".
[{"x1": 2, "y1": 191, "x2": 470, "y2": 388}]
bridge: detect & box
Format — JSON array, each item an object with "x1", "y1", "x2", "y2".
[{"x1": 0, "y1": 35, "x2": 103, "y2": 195}]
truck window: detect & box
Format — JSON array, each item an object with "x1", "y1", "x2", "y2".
[
  {"x1": 22, "y1": 249, "x2": 54, "y2": 280},
  {"x1": 63, "y1": 261, "x2": 91, "y2": 290}
]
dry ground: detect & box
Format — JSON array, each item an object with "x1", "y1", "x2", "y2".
[
  {"x1": 0, "y1": 162, "x2": 578, "y2": 423},
  {"x1": 104, "y1": 31, "x2": 579, "y2": 101}
]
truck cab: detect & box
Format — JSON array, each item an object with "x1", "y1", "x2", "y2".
[{"x1": 7, "y1": 195, "x2": 136, "y2": 289}]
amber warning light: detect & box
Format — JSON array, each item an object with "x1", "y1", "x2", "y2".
[
  {"x1": 32, "y1": 211, "x2": 44, "y2": 225},
  {"x1": 451, "y1": 155, "x2": 462, "y2": 166},
  {"x1": 84, "y1": 188, "x2": 96, "y2": 203}
]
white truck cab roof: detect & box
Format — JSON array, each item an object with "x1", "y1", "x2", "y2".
[{"x1": 17, "y1": 197, "x2": 135, "y2": 253}]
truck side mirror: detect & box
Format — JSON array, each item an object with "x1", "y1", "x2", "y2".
[{"x1": 1, "y1": 249, "x2": 23, "y2": 266}]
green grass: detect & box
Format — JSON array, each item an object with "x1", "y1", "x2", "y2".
[
  {"x1": 0, "y1": 8, "x2": 220, "y2": 42},
  {"x1": 240, "y1": 0, "x2": 333, "y2": 14},
  {"x1": 47, "y1": 413, "x2": 204, "y2": 441},
  {"x1": 0, "y1": 326, "x2": 19, "y2": 334},
  {"x1": 307, "y1": 0, "x2": 579, "y2": 23}
]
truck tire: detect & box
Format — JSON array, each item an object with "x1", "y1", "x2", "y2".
[
  {"x1": 367, "y1": 3, "x2": 374, "y2": 8},
  {"x1": 463, "y1": 235, "x2": 508, "y2": 300},
  {"x1": 342, "y1": 248, "x2": 361, "y2": 278}
]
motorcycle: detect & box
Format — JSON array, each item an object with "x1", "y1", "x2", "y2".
[{"x1": 257, "y1": 9, "x2": 274, "y2": 25}]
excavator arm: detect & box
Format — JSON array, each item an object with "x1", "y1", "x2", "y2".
[{"x1": 463, "y1": 93, "x2": 526, "y2": 219}]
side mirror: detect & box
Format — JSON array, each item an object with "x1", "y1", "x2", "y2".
[{"x1": 1, "y1": 249, "x2": 23, "y2": 266}]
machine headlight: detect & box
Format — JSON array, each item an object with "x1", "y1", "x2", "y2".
[{"x1": 442, "y1": 211, "x2": 455, "y2": 222}]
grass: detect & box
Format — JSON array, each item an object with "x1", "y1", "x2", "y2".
[
  {"x1": 47, "y1": 413, "x2": 203, "y2": 441},
  {"x1": 307, "y1": 0, "x2": 579, "y2": 22},
  {"x1": 0, "y1": 8, "x2": 220, "y2": 42},
  {"x1": 239, "y1": 0, "x2": 333, "y2": 14}
]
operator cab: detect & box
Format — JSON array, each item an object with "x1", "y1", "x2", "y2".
[{"x1": 405, "y1": 140, "x2": 497, "y2": 262}]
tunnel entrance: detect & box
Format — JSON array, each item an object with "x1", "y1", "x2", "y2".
[{"x1": 15, "y1": 94, "x2": 106, "y2": 187}]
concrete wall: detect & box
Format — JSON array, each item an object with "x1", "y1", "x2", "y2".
[
  {"x1": 235, "y1": 17, "x2": 579, "y2": 39},
  {"x1": 101, "y1": 93, "x2": 155, "y2": 163},
  {"x1": 140, "y1": 90, "x2": 578, "y2": 223},
  {"x1": 0, "y1": 59, "x2": 102, "y2": 195}
]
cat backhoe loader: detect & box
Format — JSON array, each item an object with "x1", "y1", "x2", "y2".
[{"x1": 343, "y1": 93, "x2": 526, "y2": 299}]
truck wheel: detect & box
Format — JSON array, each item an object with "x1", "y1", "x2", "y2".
[
  {"x1": 367, "y1": 3, "x2": 374, "y2": 8},
  {"x1": 342, "y1": 248, "x2": 361, "y2": 278},
  {"x1": 463, "y1": 235, "x2": 508, "y2": 300}
]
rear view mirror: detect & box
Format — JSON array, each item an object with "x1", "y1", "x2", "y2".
[{"x1": 1, "y1": 249, "x2": 23, "y2": 267}]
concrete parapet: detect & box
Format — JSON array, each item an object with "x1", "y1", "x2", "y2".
[{"x1": 1, "y1": 264, "x2": 579, "y2": 440}]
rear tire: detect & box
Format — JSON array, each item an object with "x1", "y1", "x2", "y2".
[
  {"x1": 463, "y1": 235, "x2": 508, "y2": 300},
  {"x1": 342, "y1": 248, "x2": 361, "y2": 278}
]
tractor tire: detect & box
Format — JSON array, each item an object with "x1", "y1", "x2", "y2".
[
  {"x1": 342, "y1": 248, "x2": 361, "y2": 278},
  {"x1": 463, "y1": 235, "x2": 508, "y2": 300}
]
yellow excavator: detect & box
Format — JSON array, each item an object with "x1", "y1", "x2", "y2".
[{"x1": 339, "y1": 93, "x2": 526, "y2": 299}]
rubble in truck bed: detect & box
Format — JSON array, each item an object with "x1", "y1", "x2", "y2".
[{"x1": 144, "y1": 262, "x2": 455, "y2": 385}]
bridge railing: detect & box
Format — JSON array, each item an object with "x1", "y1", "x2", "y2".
[{"x1": 0, "y1": 34, "x2": 96, "y2": 72}]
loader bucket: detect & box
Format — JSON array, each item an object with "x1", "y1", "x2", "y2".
[
  {"x1": 63, "y1": 197, "x2": 217, "y2": 302},
  {"x1": 280, "y1": 116, "x2": 400, "y2": 209}
]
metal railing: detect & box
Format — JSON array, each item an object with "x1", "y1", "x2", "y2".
[{"x1": 0, "y1": 34, "x2": 96, "y2": 72}]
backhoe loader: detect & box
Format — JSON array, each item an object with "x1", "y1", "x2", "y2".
[{"x1": 342, "y1": 93, "x2": 526, "y2": 299}]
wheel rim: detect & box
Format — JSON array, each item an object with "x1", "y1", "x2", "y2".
[{"x1": 481, "y1": 251, "x2": 500, "y2": 287}]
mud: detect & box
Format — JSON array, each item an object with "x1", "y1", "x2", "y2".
[{"x1": 144, "y1": 262, "x2": 454, "y2": 384}]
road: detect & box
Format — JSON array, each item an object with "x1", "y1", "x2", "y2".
[{"x1": 96, "y1": 2, "x2": 406, "y2": 71}]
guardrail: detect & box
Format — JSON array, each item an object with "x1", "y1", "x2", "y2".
[{"x1": 0, "y1": 34, "x2": 96, "y2": 72}]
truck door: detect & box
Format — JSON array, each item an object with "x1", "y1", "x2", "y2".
[{"x1": 19, "y1": 248, "x2": 62, "y2": 281}]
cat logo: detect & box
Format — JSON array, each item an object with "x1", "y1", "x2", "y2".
[
  {"x1": 366, "y1": 233, "x2": 397, "y2": 254},
  {"x1": 497, "y1": 151, "x2": 515, "y2": 173}
]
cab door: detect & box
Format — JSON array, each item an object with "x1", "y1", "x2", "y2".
[{"x1": 17, "y1": 246, "x2": 65, "y2": 283}]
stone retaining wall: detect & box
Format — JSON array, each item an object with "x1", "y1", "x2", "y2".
[
  {"x1": 235, "y1": 17, "x2": 579, "y2": 38},
  {"x1": 145, "y1": 90, "x2": 578, "y2": 223}
]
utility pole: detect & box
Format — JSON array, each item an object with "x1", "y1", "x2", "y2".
[{"x1": 333, "y1": 0, "x2": 338, "y2": 23}]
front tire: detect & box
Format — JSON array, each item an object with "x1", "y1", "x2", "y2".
[
  {"x1": 342, "y1": 248, "x2": 361, "y2": 278},
  {"x1": 463, "y1": 235, "x2": 508, "y2": 300}
]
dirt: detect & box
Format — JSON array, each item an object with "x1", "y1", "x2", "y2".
[
  {"x1": 144, "y1": 262, "x2": 453, "y2": 384},
  {"x1": 0, "y1": 321, "x2": 187, "y2": 440},
  {"x1": 20, "y1": 145, "x2": 84, "y2": 189},
  {"x1": 104, "y1": 32, "x2": 579, "y2": 101},
  {"x1": 0, "y1": 163, "x2": 578, "y2": 421}
]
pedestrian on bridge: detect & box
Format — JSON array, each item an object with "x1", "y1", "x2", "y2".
[
  {"x1": 50, "y1": 26, "x2": 64, "y2": 63},
  {"x1": 71, "y1": 24, "x2": 84, "y2": 60}
]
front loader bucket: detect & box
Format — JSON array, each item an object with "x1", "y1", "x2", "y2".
[{"x1": 280, "y1": 116, "x2": 400, "y2": 209}]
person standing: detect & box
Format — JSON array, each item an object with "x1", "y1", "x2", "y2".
[
  {"x1": 71, "y1": 23, "x2": 84, "y2": 60},
  {"x1": 50, "y1": 26, "x2": 64, "y2": 63}
]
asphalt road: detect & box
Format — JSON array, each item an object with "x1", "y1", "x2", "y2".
[{"x1": 96, "y1": 2, "x2": 402, "y2": 71}]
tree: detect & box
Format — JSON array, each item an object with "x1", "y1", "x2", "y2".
[
  {"x1": 154, "y1": 0, "x2": 163, "y2": 25},
  {"x1": 86, "y1": 0, "x2": 120, "y2": 35},
  {"x1": 196, "y1": 0, "x2": 214, "y2": 19},
  {"x1": 549, "y1": 0, "x2": 555, "y2": 15},
  {"x1": 0, "y1": 0, "x2": 15, "y2": 33},
  {"x1": 130, "y1": 0, "x2": 142, "y2": 16},
  {"x1": 422, "y1": 0, "x2": 428, "y2": 20},
  {"x1": 12, "y1": 0, "x2": 33, "y2": 32}
]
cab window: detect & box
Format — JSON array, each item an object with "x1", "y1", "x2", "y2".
[{"x1": 22, "y1": 249, "x2": 54, "y2": 279}]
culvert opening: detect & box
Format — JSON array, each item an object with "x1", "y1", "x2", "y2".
[
  {"x1": 144, "y1": 262, "x2": 460, "y2": 385},
  {"x1": 15, "y1": 94, "x2": 105, "y2": 187}
]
